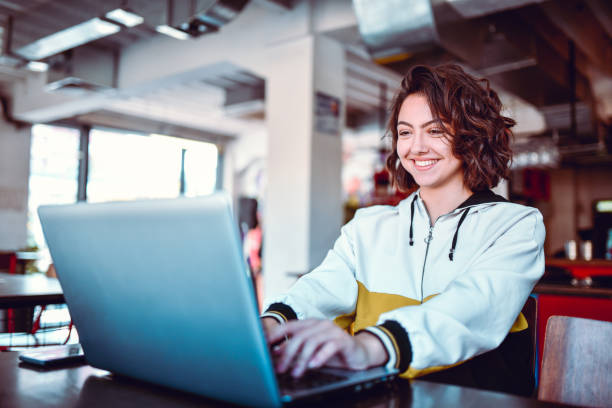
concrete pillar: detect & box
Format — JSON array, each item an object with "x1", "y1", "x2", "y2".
[
  {"x1": 0, "y1": 119, "x2": 31, "y2": 250},
  {"x1": 263, "y1": 34, "x2": 345, "y2": 297}
]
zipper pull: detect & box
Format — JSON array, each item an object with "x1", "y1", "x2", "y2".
[{"x1": 424, "y1": 226, "x2": 433, "y2": 244}]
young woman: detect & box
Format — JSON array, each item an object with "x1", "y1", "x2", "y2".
[{"x1": 262, "y1": 64, "x2": 545, "y2": 396}]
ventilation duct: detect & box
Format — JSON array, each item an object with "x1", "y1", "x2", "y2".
[
  {"x1": 167, "y1": 0, "x2": 250, "y2": 38},
  {"x1": 223, "y1": 84, "x2": 265, "y2": 118},
  {"x1": 44, "y1": 47, "x2": 116, "y2": 94},
  {"x1": 352, "y1": 0, "x2": 438, "y2": 59},
  {"x1": 8, "y1": 0, "x2": 250, "y2": 93},
  {"x1": 350, "y1": 0, "x2": 582, "y2": 138},
  {"x1": 352, "y1": 0, "x2": 545, "y2": 61}
]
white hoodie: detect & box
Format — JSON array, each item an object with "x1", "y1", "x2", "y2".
[{"x1": 263, "y1": 189, "x2": 545, "y2": 385}]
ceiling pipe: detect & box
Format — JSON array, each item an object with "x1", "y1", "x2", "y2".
[
  {"x1": 352, "y1": 0, "x2": 545, "y2": 61},
  {"x1": 568, "y1": 40, "x2": 577, "y2": 140}
]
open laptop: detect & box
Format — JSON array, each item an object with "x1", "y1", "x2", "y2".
[{"x1": 38, "y1": 194, "x2": 397, "y2": 407}]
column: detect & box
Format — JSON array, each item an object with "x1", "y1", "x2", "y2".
[
  {"x1": 263, "y1": 34, "x2": 345, "y2": 297},
  {"x1": 0, "y1": 119, "x2": 31, "y2": 250}
]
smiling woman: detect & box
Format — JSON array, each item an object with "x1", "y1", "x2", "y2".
[
  {"x1": 261, "y1": 64, "x2": 545, "y2": 397},
  {"x1": 387, "y1": 64, "x2": 515, "y2": 222},
  {"x1": 395, "y1": 94, "x2": 468, "y2": 219},
  {"x1": 380, "y1": 64, "x2": 524, "y2": 264}
]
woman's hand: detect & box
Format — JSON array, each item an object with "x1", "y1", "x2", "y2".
[
  {"x1": 261, "y1": 316, "x2": 281, "y2": 337},
  {"x1": 266, "y1": 319, "x2": 388, "y2": 378}
]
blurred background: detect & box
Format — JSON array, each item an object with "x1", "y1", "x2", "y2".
[{"x1": 0, "y1": 0, "x2": 611, "y2": 327}]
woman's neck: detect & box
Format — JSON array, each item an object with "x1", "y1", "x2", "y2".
[{"x1": 420, "y1": 183, "x2": 473, "y2": 225}]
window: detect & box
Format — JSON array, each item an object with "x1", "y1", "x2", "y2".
[
  {"x1": 87, "y1": 129, "x2": 218, "y2": 203},
  {"x1": 28, "y1": 124, "x2": 80, "y2": 269},
  {"x1": 28, "y1": 125, "x2": 219, "y2": 258},
  {"x1": 179, "y1": 137, "x2": 219, "y2": 197}
]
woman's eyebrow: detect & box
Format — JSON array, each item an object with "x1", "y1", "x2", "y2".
[{"x1": 397, "y1": 118, "x2": 444, "y2": 128}]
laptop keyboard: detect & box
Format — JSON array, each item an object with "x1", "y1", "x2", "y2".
[{"x1": 277, "y1": 370, "x2": 348, "y2": 392}]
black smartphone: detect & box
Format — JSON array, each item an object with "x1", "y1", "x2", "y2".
[{"x1": 19, "y1": 344, "x2": 85, "y2": 367}]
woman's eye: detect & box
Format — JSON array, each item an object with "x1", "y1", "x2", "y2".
[
  {"x1": 398, "y1": 130, "x2": 412, "y2": 137},
  {"x1": 429, "y1": 128, "x2": 444, "y2": 136}
]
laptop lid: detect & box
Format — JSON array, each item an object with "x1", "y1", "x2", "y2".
[{"x1": 39, "y1": 194, "x2": 282, "y2": 407}]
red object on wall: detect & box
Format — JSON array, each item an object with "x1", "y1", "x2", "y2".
[
  {"x1": 536, "y1": 294, "x2": 612, "y2": 374},
  {"x1": 0, "y1": 252, "x2": 17, "y2": 274},
  {"x1": 523, "y1": 169, "x2": 550, "y2": 201},
  {"x1": 9, "y1": 254, "x2": 16, "y2": 274}
]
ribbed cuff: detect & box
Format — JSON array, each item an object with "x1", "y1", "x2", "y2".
[
  {"x1": 260, "y1": 312, "x2": 285, "y2": 324},
  {"x1": 360, "y1": 326, "x2": 397, "y2": 371},
  {"x1": 262, "y1": 303, "x2": 298, "y2": 322},
  {"x1": 376, "y1": 320, "x2": 412, "y2": 373}
]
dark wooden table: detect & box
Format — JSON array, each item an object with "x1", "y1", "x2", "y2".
[
  {"x1": 0, "y1": 352, "x2": 566, "y2": 408},
  {"x1": 0, "y1": 272, "x2": 64, "y2": 308}
]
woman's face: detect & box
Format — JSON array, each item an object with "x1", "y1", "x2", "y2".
[{"x1": 396, "y1": 93, "x2": 464, "y2": 192}]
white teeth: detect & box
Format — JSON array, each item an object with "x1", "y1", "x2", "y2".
[{"x1": 415, "y1": 160, "x2": 438, "y2": 166}]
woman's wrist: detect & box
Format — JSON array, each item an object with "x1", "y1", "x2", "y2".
[
  {"x1": 261, "y1": 316, "x2": 281, "y2": 333},
  {"x1": 355, "y1": 331, "x2": 389, "y2": 368}
]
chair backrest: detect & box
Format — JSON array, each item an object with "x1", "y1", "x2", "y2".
[{"x1": 538, "y1": 315, "x2": 612, "y2": 407}]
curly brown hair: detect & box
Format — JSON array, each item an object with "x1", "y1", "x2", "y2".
[{"x1": 385, "y1": 64, "x2": 515, "y2": 192}]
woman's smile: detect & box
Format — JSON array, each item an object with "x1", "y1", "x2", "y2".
[{"x1": 413, "y1": 159, "x2": 440, "y2": 170}]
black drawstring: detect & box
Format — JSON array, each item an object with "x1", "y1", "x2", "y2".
[
  {"x1": 409, "y1": 195, "x2": 418, "y2": 246},
  {"x1": 449, "y1": 208, "x2": 470, "y2": 261}
]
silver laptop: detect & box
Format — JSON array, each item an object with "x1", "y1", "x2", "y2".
[{"x1": 38, "y1": 194, "x2": 397, "y2": 407}]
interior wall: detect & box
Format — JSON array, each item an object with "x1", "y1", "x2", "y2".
[
  {"x1": 546, "y1": 167, "x2": 612, "y2": 255},
  {"x1": 547, "y1": 169, "x2": 576, "y2": 255},
  {"x1": 576, "y1": 169, "x2": 612, "y2": 230},
  {"x1": 0, "y1": 119, "x2": 31, "y2": 250},
  {"x1": 230, "y1": 127, "x2": 267, "y2": 200}
]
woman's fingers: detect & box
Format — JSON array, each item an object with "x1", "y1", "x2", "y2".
[
  {"x1": 266, "y1": 319, "x2": 316, "y2": 345},
  {"x1": 268, "y1": 319, "x2": 386, "y2": 377},
  {"x1": 290, "y1": 330, "x2": 341, "y2": 377},
  {"x1": 273, "y1": 320, "x2": 324, "y2": 372},
  {"x1": 307, "y1": 340, "x2": 341, "y2": 370},
  {"x1": 274, "y1": 319, "x2": 352, "y2": 377},
  {"x1": 276, "y1": 330, "x2": 306, "y2": 373}
]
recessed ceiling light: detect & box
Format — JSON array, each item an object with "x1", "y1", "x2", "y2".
[
  {"x1": 15, "y1": 18, "x2": 121, "y2": 60},
  {"x1": 26, "y1": 61, "x2": 49, "y2": 72},
  {"x1": 105, "y1": 8, "x2": 144, "y2": 27},
  {"x1": 155, "y1": 25, "x2": 190, "y2": 40}
]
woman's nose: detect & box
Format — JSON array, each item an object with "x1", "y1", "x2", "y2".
[{"x1": 411, "y1": 132, "x2": 429, "y2": 154}]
